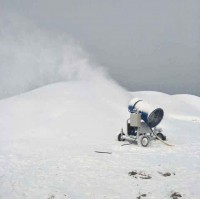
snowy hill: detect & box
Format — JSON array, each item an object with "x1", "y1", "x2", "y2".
[{"x1": 0, "y1": 82, "x2": 200, "y2": 198}]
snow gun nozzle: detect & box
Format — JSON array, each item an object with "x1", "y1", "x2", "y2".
[{"x1": 128, "y1": 98, "x2": 164, "y2": 128}]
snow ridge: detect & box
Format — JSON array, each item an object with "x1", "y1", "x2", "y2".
[{"x1": 0, "y1": 83, "x2": 200, "y2": 198}]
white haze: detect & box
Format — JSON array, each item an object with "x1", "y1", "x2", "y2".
[{"x1": 0, "y1": 13, "x2": 127, "y2": 100}]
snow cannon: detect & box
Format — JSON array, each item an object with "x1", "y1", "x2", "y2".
[
  {"x1": 117, "y1": 98, "x2": 166, "y2": 147},
  {"x1": 128, "y1": 98, "x2": 164, "y2": 128}
]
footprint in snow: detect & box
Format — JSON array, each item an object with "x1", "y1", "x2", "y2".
[
  {"x1": 158, "y1": 172, "x2": 176, "y2": 177},
  {"x1": 48, "y1": 194, "x2": 55, "y2": 199},
  {"x1": 129, "y1": 170, "x2": 152, "y2": 179},
  {"x1": 170, "y1": 192, "x2": 182, "y2": 199},
  {"x1": 136, "y1": 194, "x2": 147, "y2": 199}
]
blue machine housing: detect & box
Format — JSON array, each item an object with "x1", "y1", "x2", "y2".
[{"x1": 128, "y1": 98, "x2": 164, "y2": 128}]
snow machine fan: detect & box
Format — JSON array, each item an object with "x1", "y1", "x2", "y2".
[{"x1": 128, "y1": 98, "x2": 164, "y2": 128}]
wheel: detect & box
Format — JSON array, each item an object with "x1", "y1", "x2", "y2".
[
  {"x1": 156, "y1": 133, "x2": 166, "y2": 141},
  {"x1": 117, "y1": 133, "x2": 125, "y2": 141},
  {"x1": 138, "y1": 135, "x2": 150, "y2": 147}
]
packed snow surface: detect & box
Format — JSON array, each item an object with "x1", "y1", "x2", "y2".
[{"x1": 0, "y1": 83, "x2": 200, "y2": 198}]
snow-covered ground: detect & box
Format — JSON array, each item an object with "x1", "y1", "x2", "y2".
[{"x1": 0, "y1": 82, "x2": 200, "y2": 199}]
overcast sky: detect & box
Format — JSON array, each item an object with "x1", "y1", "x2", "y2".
[{"x1": 1, "y1": 0, "x2": 200, "y2": 95}]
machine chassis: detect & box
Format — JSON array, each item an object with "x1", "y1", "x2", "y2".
[{"x1": 117, "y1": 118, "x2": 166, "y2": 147}]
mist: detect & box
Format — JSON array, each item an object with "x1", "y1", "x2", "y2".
[
  {"x1": 1, "y1": 0, "x2": 200, "y2": 99},
  {"x1": 0, "y1": 13, "x2": 128, "y2": 100},
  {"x1": 1, "y1": 0, "x2": 199, "y2": 96}
]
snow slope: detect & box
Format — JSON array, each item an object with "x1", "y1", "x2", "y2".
[{"x1": 0, "y1": 83, "x2": 200, "y2": 198}]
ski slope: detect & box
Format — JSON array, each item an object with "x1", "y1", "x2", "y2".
[{"x1": 0, "y1": 82, "x2": 200, "y2": 199}]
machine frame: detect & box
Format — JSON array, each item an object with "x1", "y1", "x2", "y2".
[{"x1": 117, "y1": 110, "x2": 166, "y2": 147}]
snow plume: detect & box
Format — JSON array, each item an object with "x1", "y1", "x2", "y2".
[{"x1": 0, "y1": 12, "x2": 128, "y2": 100}]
